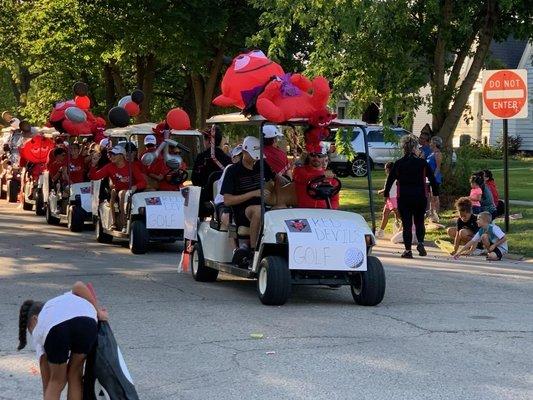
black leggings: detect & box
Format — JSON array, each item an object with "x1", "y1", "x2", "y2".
[{"x1": 398, "y1": 196, "x2": 427, "y2": 250}]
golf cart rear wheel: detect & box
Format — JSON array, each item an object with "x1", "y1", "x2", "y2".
[
  {"x1": 68, "y1": 205, "x2": 85, "y2": 232},
  {"x1": 7, "y1": 180, "x2": 19, "y2": 203},
  {"x1": 130, "y1": 220, "x2": 148, "y2": 254},
  {"x1": 350, "y1": 255, "x2": 385, "y2": 306},
  {"x1": 257, "y1": 256, "x2": 291, "y2": 306},
  {"x1": 35, "y1": 189, "x2": 45, "y2": 216},
  {"x1": 191, "y1": 238, "x2": 218, "y2": 282},
  {"x1": 45, "y1": 203, "x2": 60, "y2": 225},
  {"x1": 350, "y1": 156, "x2": 369, "y2": 177},
  {"x1": 95, "y1": 217, "x2": 113, "y2": 244}
]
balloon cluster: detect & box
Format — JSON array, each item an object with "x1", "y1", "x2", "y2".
[
  {"x1": 108, "y1": 89, "x2": 144, "y2": 127},
  {"x1": 48, "y1": 82, "x2": 107, "y2": 137}
]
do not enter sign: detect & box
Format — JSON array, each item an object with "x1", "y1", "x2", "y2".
[{"x1": 482, "y1": 69, "x2": 528, "y2": 119}]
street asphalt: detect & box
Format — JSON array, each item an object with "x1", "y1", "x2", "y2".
[{"x1": 0, "y1": 201, "x2": 531, "y2": 400}]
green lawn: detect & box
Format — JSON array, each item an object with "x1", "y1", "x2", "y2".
[{"x1": 338, "y1": 157, "x2": 533, "y2": 257}]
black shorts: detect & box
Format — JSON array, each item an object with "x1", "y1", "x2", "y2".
[
  {"x1": 44, "y1": 316, "x2": 97, "y2": 364},
  {"x1": 233, "y1": 206, "x2": 250, "y2": 227},
  {"x1": 492, "y1": 247, "x2": 503, "y2": 260}
]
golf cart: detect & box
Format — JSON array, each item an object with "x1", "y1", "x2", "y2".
[
  {"x1": 0, "y1": 126, "x2": 23, "y2": 202},
  {"x1": 190, "y1": 113, "x2": 384, "y2": 306},
  {"x1": 43, "y1": 134, "x2": 94, "y2": 231},
  {"x1": 92, "y1": 123, "x2": 204, "y2": 254},
  {"x1": 21, "y1": 127, "x2": 59, "y2": 214}
]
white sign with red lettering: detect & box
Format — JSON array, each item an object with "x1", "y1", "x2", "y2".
[{"x1": 482, "y1": 69, "x2": 528, "y2": 119}]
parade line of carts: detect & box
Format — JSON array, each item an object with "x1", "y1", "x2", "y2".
[{"x1": 1, "y1": 114, "x2": 385, "y2": 306}]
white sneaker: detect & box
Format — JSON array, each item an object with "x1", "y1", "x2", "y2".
[
  {"x1": 375, "y1": 229, "x2": 385, "y2": 239},
  {"x1": 471, "y1": 249, "x2": 486, "y2": 256}
]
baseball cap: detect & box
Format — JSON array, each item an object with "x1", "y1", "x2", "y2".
[
  {"x1": 262, "y1": 125, "x2": 283, "y2": 139},
  {"x1": 242, "y1": 136, "x2": 261, "y2": 160},
  {"x1": 144, "y1": 134, "x2": 157, "y2": 145},
  {"x1": 99, "y1": 138, "x2": 110, "y2": 148},
  {"x1": 109, "y1": 145, "x2": 126, "y2": 156},
  {"x1": 231, "y1": 144, "x2": 243, "y2": 157}
]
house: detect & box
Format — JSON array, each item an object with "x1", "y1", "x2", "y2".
[{"x1": 412, "y1": 39, "x2": 532, "y2": 151}]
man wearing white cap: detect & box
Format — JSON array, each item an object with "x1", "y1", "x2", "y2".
[
  {"x1": 262, "y1": 125, "x2": 290, "y2": 178},
  {"x1": 221, "y1": 136, "x2": 275, "y2": 265},
  {"x1": 215, "y1": 144, "x2": 243, "y2": 229},
  {"x1": 89, "y1": 145, "x2": 146, "y2": 230},
  {"x1": 140, "y1": 135, "x2": 166, "y2": 189}
]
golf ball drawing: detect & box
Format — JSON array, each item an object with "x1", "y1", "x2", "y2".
[{"x1": 344, "y1": 247, "x2": 364, "y2": 269}]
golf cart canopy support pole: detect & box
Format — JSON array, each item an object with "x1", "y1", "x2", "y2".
[
  {"x1": 361, "y1": 126, "x2": 376, "y2": 233},
  {"x1": 258, "y1": 121, "x2": 266, "y2": 249}
]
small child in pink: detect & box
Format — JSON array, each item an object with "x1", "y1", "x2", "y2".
[
  {"x1": 469, "y1": 175, "x2": 483, "y2": 214},
  {"x1": 376, "y1": 162, "x2": 400, "y2": 238}
]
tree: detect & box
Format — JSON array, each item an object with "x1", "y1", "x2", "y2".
[{"x1": 253, "y1": 0, "x2": 533, "y2": 145}]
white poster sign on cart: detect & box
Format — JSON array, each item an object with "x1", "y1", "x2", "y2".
[
  {"x1": 182, "y1": 186, "x2": 201, "y2": 240},
  {"x1": 145, "y1": 194, "x2": 185, "y2": 229},
  {"x1": 285, "y1": 218, "x2": 367, "y2": 271},
  {"x1": 79, "y1": 185, "x2": 92, "y2": 213}
]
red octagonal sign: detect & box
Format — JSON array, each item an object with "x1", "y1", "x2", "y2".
[{"x1": 482, "y1": 69, "x2": 528, "y2": 119}]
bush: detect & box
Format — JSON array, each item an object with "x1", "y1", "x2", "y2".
[
  {"x1": 440, "y1": 154, "x2": 473, "y2": 210},
  {"x1": 456, "y1": 141, "x2": 501, "y2": 159},
  {"x1": 496, "y1": 134, "x2": 522, "y2": 155}
]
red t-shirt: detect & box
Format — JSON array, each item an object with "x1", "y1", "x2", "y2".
[
  {"x1": 46, "y1": 159, "x2": 66, "y2": 181},
  {"x1": 293, "y1": 165, "x2": 339, "y2": 209},
  {"x1": 68, "y1": 156, "x2": 86, "y2": 184},
  {"x1": 140, "y1": 149, "x2": 167, "y2": 177},
  {"x1": 89, "y1": 162, "x2": 146, "y2": 191},
  {"x1": 486, "y1": 180, "x2": 499, "y2": 204},
  {"x1": 264, "y1": 145, "x2": 289, "y2": 174}
]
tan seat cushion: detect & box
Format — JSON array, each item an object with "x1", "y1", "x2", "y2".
[{"x1": 237, "y1": 226, "x2": 250, "y2": 236}]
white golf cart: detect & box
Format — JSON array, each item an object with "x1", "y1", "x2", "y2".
[
  {"x1": 190, "y1": 113, "x2": 384, "y2": 306},
  {"x1": 21, "y1": 127, "x2": 59, "y2": 214},
  {"x1": 0, "y1": 126, "x2": 23, "y2": 202},
  {"x1": 92, "y1": 123, "x2": 204, "y2": 254},
  {"x1": 43, "y1": 134, "x2": 94, "y2": 231}
]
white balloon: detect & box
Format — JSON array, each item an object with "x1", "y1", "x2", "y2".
[
  {"x1": 65, "y1": 107, "x2": 87, "y2": 123},
  {"x1": 118, "y1": 95, "x2": 132, "y2": 109}
]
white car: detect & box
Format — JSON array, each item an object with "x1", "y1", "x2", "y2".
[{"x1": 322, "y1": 126, "x2": 409, "y2": 177}]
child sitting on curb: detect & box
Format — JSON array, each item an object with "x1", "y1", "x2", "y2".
[
  {"x1": 454, "y1": 211, "x2": 508, "y2": 261},
  {"x1": 447, "y1": 197, "x2": 479, "y2": 255}
]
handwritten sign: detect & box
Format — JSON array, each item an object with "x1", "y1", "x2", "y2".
[
  {"x1": 183, "y1": 186, "x2": 201, "y2": 240},
  {"x1": 145, "y1": 195, "x2": 184, "y2": 229},
  {"x1": 285, "y1": 218, "x2": 367, "y2": 271},
  {"x1": 79, "y1": 184, "x2": 92, "y2": 213}
]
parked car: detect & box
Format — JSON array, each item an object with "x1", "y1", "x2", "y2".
[{"x1": 322, "y1": 126, "x2": 410, "y2": 177}]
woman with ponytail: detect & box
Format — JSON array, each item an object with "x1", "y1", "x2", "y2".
[{"x1": 17, "y1": 281, "x2": 108, "y2": 400}]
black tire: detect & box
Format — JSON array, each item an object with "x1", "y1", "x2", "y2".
[
  {"x1": 129, "y1": 220, "x2": 149, "y2": 254},
  {"x1": 95, "y1": 217, "x2": 113, "y2": 244},
  {"x1": 0, "y1": 178, "x2": 5, "y2": 199},
  {"x1": 191, "y1": 238, "x2": 218, "y2": 282},
  {"x1": 35, "y1": 189, "x2": 45, "y2": 216},
  {"x1": 68, "y1": 205, "x2": 85, "y2": 232},
  {"x1": 350, "y1": 156, "x2": 370, "y2": 177},
  {"x1": 350, "y1": 255, "x2": 386, "y2": 306},
  {"x1": 7, "y1": 180, "x2": 19, "y2": 203},
  {"x1": 22, "y1": 198, "x2": 33, "y2": 211},
  {"x1": 257, "y1": 256, "x2": 291, "y2": 306},
  {"x1": 45, "y1": 203, "x2": 60, "y2": 225}
]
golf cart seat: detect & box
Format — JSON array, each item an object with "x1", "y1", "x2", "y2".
[
  {"x1": 228, "y1": 224, "x2": 250, "y2": 238},
  {"x1": 206, "y1": 170, "x2": 223, "y2": 229}
]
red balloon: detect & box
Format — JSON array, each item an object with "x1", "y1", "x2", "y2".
[
  {"x1": 124, "y1": 101, "x2": 140, "y2": 117},
  {"x1": 166, "y1": 108, "x2": 190, "y2": 130},
  {"x1": 62, "y1": 119, "x2": 92, "y2": 136},
  {"x1": 75, "y1": 95, "x2": 91, "y2": 110},
  {"x1": 20, "y1": 136, "x2": 55, "y2": 164}
]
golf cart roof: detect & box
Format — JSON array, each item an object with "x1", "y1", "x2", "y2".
[
  {"x1": 205, "y1": 113, "x2": 367, "y2": 128},
  {"x1": 105, "y1": 123, "x2": 202, "y2": 138}
]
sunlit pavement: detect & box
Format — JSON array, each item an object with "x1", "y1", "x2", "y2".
[{"x1": 0, "y1": 201, "x2": 531, "y2": 400}]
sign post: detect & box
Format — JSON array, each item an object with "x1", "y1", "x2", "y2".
[{"x1": 482, "y1": 69, "x2": 528, "y2": 232}]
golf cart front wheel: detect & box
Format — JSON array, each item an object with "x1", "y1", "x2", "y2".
[
  {"x1": 95, "y1": 217, "x2": 113, "y2": 244},
  {"x1": 130, "y1": 220, "x2": 149, "y2": 254},
  {"x1": 45, "y1": 203, "x2": 60, "y2": 225},
  {"x1": 35, "y1": 189, "x2": 45, "y2": 216},
  {"x1": 191, "y1": 238, "x2": 218, "y2": 282},
  {"x1": 350, "y1": 255, "x2": 385, "y2": 306},
  {"x1": 22, "y1": 198, "x2": 33, "y2": 211},
  {"x1": 7, "y1": 180, "x2": 19, "y2": 203},
  {"x1": 351, "y1": 156, "x2": 369, "y2": 177},
  {"x1": 257, "y1": 256, "x2": 291, "y2": 306},
  {"x1": 68, "y1": 205, "x2": 85, "y2": 232}
]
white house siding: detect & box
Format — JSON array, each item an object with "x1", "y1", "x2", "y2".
[
  {"x1": 490, "y1": 43, "x2": 533, "y2": 151},
  {"x1": 412, "y1": 85, "x2": 432, "y2": 136}
]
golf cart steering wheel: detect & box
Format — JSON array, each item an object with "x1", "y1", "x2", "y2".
[
  {"x1": 306, "y1": 175, "x2": 341, "y2": 209},
  {"x1": 164, "y1": 169, "x2": 189, "y2": 186}
]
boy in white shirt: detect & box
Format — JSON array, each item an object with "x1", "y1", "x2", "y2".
[{"x1": 454, "y1": 211, "x2": 508, "y2": 261}]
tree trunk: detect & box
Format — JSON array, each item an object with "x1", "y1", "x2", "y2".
[
  {"x1": 103, "y1": 63, "x2": 116, "y2": 112},
  {"x1": 191, "y1": 73, "x2": 205, "y2": 128},
  {"x1": 138, "y1": 53, "x2": 156, "y2": 123},
  {"x1": 109, "y1": 61, "x2": 127, "y2": 98},
  {"x1": 438, "y1": 0, "x2": 497, "y2": 145}
]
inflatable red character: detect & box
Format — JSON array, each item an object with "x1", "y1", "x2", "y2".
[
  {"x1": 304, "y1": 110, "x2": 337, "y2": 153},
  {"x1": 256, "y1": 74, "x2": 331, "y2": 123},
  {"x1": 213, "y1": 50, "x2": 284, "y2": 109}
]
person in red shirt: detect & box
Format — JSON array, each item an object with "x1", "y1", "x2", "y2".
[
  {"x1": 46, "y1": 147, "x2": 68, "y2": 186},
  {"x1": 140, "y1": 134, "x2": 167, "y2": 190},
  {"x1": 262, "y1": 125, "x2": 291, "y2": 179},
  {"x1": 293, "y1": 147, "x2": 339, "y2": 209},
  {"x1": 68, "y1": 143, "x2": 87, "y2": 184},
  {"x1": 89, "y1": 145, "x2": 146, "y2": 230}
]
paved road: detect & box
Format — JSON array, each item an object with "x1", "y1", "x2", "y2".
[{"x1": 0, "y1": 202, "x2": 532, "y2": 400}]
